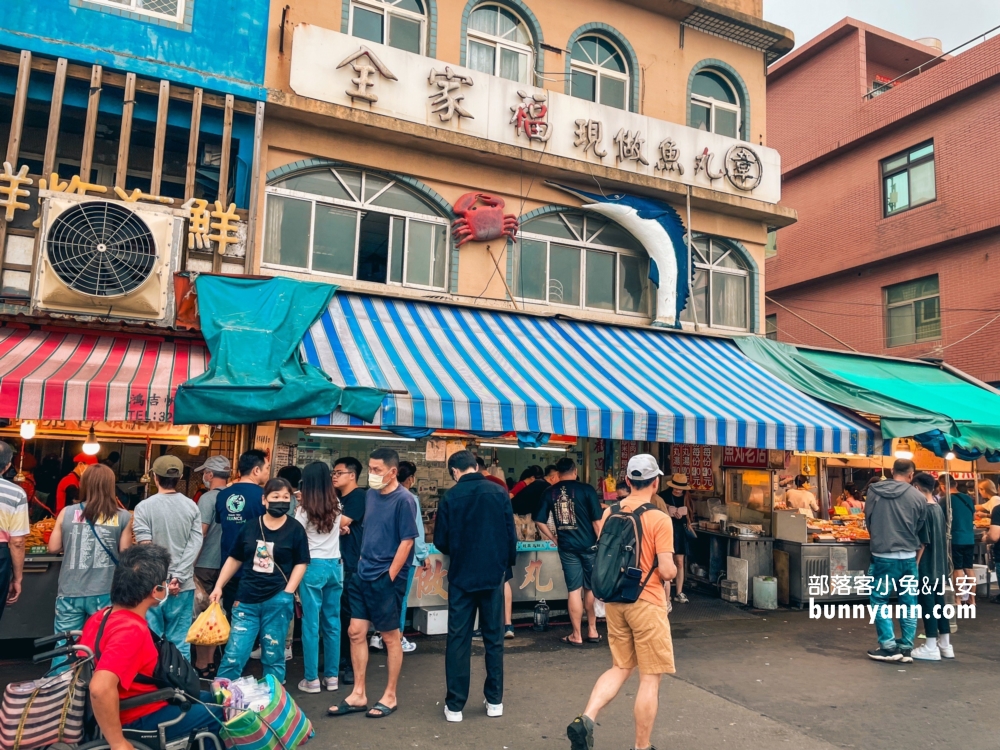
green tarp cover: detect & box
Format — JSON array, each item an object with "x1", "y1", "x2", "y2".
[
  {"x1": 734, "y1": 337, "x2": 1000, "y2": 454},
  {"x1": 173, "y1": 276, "x2": 386, "y2": 425}
]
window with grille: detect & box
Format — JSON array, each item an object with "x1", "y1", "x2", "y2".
[
  {"x1": 466, "y1": 4, "x2": 533, "y2": 84},
  {"x1": 690, "y1": 69, "x2": 741, "y2": 139},
  {"x1": 882, "y1": 142, "x2": 935, "y2": 216},
  {"x1": 884, "y1": 276, "x2": 940, "y2": 347},
  {"x1": 264, "y1": 168, "x2": 449, "y2": 290},
  {"x1": 570, "y1": 36, "x2": 629, "y2": 110},
  {"x1": 512, "y1": 212, "x2": 651, "y2": 316},
  {"x1": 88, "y1": 0, "x2": 184, "y2": 22},
  {"x1": 679, "y1": 236, "x2": 750, "y2": 331}
]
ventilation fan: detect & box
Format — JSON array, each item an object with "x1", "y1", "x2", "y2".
[{"x1": 33, "y1": 195, "x2": 182, "y2": 321}]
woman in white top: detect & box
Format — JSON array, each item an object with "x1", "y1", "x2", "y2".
[
  {"x1": 784, "y1": 474, "x2": 820, "y2": 519},
  {"x1": 295, "y1": 461, "x2": 343, "y2": 694},
  {"x1": 976, "y1": 479, "x2": 1000, "y2": 517}
]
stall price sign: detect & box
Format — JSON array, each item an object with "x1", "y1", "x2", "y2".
[
  {"x1": 619, "y1": 440, "x2": 640, "y2": 471},
  {"x1": 722, "y1": 446, "x2": 768, "y2": 469},
  {"x1": 669, "y1": 444, "x2": 714, "y2": 491}
]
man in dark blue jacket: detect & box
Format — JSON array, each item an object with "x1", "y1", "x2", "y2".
[{"x1": 434, "y1": 450, "x2": 517, "y2": 723}]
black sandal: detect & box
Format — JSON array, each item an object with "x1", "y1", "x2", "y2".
[
  {"x1": 196, "y1": 665, "x2": 215, "y2": 680},
  {"x1": 366, "y1": 702, "x2": 397, "y2": 719}
]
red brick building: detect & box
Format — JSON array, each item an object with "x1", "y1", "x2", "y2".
[{"x1": 765, "y1": 19, "x2": 1000, "y2": 385}]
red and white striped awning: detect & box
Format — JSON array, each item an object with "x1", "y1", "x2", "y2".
[{"x1": 0, "y1": 327, "x2": 208, "y2": 423}]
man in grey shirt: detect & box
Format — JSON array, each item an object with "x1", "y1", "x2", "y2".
[
  {"x1": 193, "y1": 455, "x2": 230, "y2": 674},
  {"x1": 133, "y1": 454, "x2": 202, "y2": 660},
  {"x1": 865, "y1": 458, "x2": 927, "y2": 664}
]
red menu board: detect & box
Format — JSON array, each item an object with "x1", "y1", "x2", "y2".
[
  {"x1": 669, "y1": 444, "x2": 714, "y2": 491},
  {"x1": 722, "y1": 446, "x2": 768, "y2": 469}
]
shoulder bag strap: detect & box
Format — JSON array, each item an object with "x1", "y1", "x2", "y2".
[
  {"x1": 86, "y1": 510, "x2": 119, "y2": 566},
  {"x1": 259, "y1": 516, "x2": 290, "y2": 585},
  {"x1": 93, "y1": 608, "x2": 113, "y2": 661}
]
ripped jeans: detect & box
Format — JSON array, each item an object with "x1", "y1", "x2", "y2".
[{"x1": 217, "y1": 591, "x2": 294, "y2": 684}]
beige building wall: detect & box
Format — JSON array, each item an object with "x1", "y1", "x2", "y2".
[{"x1": 258, "y1": 0, "x2": 791, "y2": 333}]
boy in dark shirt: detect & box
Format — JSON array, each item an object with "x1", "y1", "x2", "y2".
[
  {"x1": 333, "y1": 456, "x2": 366, "y2": 684},
  {"x1": 911, "y1": 473, "x2": 953, "y2": 661}
]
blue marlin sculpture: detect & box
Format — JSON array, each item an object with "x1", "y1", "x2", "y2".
[{"x1": 548, "y1": 183, "x2": 690, "y2": 327}]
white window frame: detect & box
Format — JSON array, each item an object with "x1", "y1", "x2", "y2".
[
  {"x1": 86, "y1": 0, "x2": 185, "y2": 23},
  {"x1": 263, "y1": 168, "x2": 450, "y2": 291},
  {"x1": 690, "y1": 71, "x2": 741, "y2": 138},
  {"x1": 466, "y1": 3, "x2": 534, "y2": 84},
  {"x1": 349, "y1": 0, "x2": 426, "y2": 55},
  {"x1": 570, "y1": 35, "x2": 630, "y2": 110},
  {"x1": 883, "y1": 275, "x2": 941, "y2": 347},
  {"x1": 514, "y1": 212, "x2": 650, "y2": 317},
  {"x1": 682, "y1": 236, "x2": 750, "y2": 332}
]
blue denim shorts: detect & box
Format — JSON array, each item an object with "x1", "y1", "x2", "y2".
[{"x1": 559, "y1": 549, "x2": 596, "y2": 592}]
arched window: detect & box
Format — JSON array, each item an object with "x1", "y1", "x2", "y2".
[
  {"x1": 466, "y1": 3, "x2": 533, "y2": 84},
  {"x1": 690, "y1": 69, "x2": 741, "y2": 138},
  {"x1": 349, "y1": 0, "x2": 425, "y2": 54},
  {"x1": 264, "y1": 167, "x2": 450, "y2": 290},
  {"x1": 570, "y1": 35, "x2": 629, "y2": 110},
  {"x1": 513, "y1": 211, "x2": 650, "y2": 315},
  {"x1": 680, "y1": 236, "x2": 749, "y2": 330}
]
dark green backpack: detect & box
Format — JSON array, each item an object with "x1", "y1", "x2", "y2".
[{"x1": 592, "y1": 502, "x2": 658, "y2": 603}]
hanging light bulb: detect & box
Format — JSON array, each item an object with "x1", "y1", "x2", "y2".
[
  {"x1": 187, "y1": 425, "x2": 201, "y2": 448},
  {"x1": 82, "y1": 425, "x2": 101, "y2": 456},
  {"x1": 944, "y1": 452, "x2": 956, "y2": 461},
  {"x1": 19, "y1": 421, "x2": 35, "y2": 441}
]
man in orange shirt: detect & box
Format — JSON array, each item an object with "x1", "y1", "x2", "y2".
[
  {"x1": 568, "y1": 454, "x2": 677, "y2": 750},
  {"x1": 55, "y1": 453, "x2": 98, "y2": 513}
]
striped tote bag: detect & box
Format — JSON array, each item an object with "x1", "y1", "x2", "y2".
[
  {"x1": 0, "y1": 662, "x2": 91, "y2": 750},
  {"x1": 221, "y1": 676, "x2": 313, "y2": 750}
]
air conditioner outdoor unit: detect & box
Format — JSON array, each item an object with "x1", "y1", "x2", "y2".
[{"x1": 32, "y1": 192, "x2": 183, "y2": 323}]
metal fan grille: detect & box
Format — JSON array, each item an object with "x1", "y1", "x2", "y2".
[{"x1": 46, "y1": 202, "x2": 157, "y2": 297}]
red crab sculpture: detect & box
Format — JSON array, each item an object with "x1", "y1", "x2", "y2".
[{"x1": 452, "y1": 192, "x2": 519, "y2": 247}]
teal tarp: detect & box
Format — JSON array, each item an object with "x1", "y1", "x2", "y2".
[
  {"x1": 173, "y1": 276, "x2": 386, "y2": 425},
  {"x1": 734, "y1": 336, "x2": 1000, "y2": 456}
]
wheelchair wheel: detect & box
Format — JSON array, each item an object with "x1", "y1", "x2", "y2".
[{"x1": 76, "y1": 741, "x2": 156, "y2": 750}]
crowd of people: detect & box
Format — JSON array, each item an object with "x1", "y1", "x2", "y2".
[{"x1": 4, "y1": 438, "x2": 1000, "y2": 750}]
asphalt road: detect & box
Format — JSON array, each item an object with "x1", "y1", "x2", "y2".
[{"x1": 3, "y1": 593, "x2": 997, "y2": 750}]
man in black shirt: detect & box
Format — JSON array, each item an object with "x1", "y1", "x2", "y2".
[
  {"x1": 986, "y1": 505, "x2": 1000, "y2": 603},
  {"x1": 532, "y1": 458, "x2": 602, "y2": 646},
  {"x1": 334, "y1": 456, "x2": 366, "y2": 684},
  {"x1": 511, "y1": 465, "x2": 558, "y2": 517}
]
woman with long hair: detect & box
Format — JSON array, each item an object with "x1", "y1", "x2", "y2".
[
  {"x1": 47, "y1": 463, "x2": 133, "y2": 658},
  {"x1": 294, "y1": 461, "x2": 344, "y2": 693}
]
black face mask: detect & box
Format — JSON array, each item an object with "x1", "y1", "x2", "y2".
[{"x1": 266, "y1": 503, "x2": 290, "y2": 518}]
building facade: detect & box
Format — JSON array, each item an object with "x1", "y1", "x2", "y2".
[
  {"x1": 256, "y1": 0, "x2": 795, "y2": 334},
  {"x1": 0, "y1": 0, "x2": 270, "y2": 317},
  {"x1": 766, "y1": 19, "x2": 1000, "y2": 385}
]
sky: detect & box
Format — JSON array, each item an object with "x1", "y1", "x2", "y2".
[{"x1": 763, "y1": 0, "x2": 1000, "y2": 54}]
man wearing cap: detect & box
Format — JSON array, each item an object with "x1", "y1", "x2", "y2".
[
  {"x1": 133, "y1": 455, "x2": 203, "y2": 659},
  {"x1": 55, "y1": 453, "x2": 98, "y2": 514},
  {"x1": 192, "y1": 455, "x2": 231, "y2": 676},
  {"x1": 568, "y1": 455, "x2": 676, "y2": 750}
]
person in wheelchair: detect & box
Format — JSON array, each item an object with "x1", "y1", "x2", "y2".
[{"x1": 77, "y1": 544, "x2": 222, "y2": 749}]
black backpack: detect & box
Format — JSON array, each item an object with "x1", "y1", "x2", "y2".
[
  {"x1": 592, "y1": 502, "x2": 658, "y2": 603},
  {"x1": 95, "y1": 609, "x2": 201, "y2": 696}
]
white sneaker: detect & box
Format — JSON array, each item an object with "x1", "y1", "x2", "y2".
[
  {"x1": 369, "y1": 634, "x2": 384, "y2": 650},
  {"x1": 401, "y1": 636, "x2": 417, "y2": 653},
  {"x1": 297, "y1": 679, "x2": 321, "y2": 693},
  {"x1": 485, "y1": 701, "x2": 503, "y2": 718},
  {"x1": 285, "y1": 645, "x2": 293, "y2": 661},
  {"x1": 444, "y1": 707, "x2": 463, "y2": 722},
  {"x1": 939, "y1": 644, "x2": 955, "y2": 659},
  {"x1": 325, "y1": 677, "x2": 339, "y2": 691},
  {"x1": 250, "y1": 647, "x2": 261, "y2": 660},
  {"x1": 674, "y1": 593, "x2": 689, "y2": 604},
  {"x1": 910, "y1": 643, "x2": 941, "y2": 661}
]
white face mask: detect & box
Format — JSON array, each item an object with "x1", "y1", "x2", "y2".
[
  {"x1": 153, "y1": 583, "x2": 169, "y2": 607},
  {"x1": 368, "y1": 472, "x2": 387, "y2": 490}
]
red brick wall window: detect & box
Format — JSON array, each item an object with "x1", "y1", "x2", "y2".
[
  {"x1": 882, "y1": 141, "x2": 936, "y2": 217},
  {"x1": 884, "y1": 275, "x2": 941, "y2": 347}
]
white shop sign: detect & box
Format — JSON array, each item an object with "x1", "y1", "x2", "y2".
[{"x1": 289, "y1": 24, "x2": 781, "y2": 204}]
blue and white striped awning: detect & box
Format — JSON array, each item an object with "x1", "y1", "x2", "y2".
[{"x1": 302, "y1": 293, "x2": 880, "y2": 454}]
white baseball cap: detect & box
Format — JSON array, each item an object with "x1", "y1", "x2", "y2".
[{"x1": 626, "y1": 454, "x2": 664, "y2": 481}]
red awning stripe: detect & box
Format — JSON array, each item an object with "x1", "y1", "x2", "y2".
[{"x1": 0, "y1": 328, "x2": 207, "y2": 422}]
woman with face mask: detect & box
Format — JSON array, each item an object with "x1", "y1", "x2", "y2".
[{"x1": 211, "y1": 477, "x2": 310, "y2": 683}]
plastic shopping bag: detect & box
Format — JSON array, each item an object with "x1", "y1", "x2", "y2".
[{"x1": 186, "y1": 601, "x2": 231, "y2": 646}]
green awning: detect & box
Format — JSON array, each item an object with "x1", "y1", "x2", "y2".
[{"x1": 734, "y1": 337, "x2": 1000, "y2": 458}]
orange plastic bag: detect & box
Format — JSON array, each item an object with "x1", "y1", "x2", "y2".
[{"x1": 186, "y1": 601, "x2": 230, "y2": 646}]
